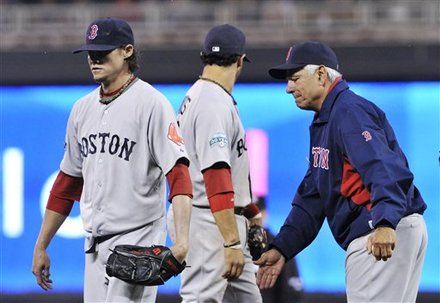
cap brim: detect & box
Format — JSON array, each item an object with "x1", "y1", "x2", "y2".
[
  {"x1": 268, "y1": 63, "x2": 305, "y2": 79},
  {"x1": 72, "y1": 44, "x2": 119, "y2": 54}
]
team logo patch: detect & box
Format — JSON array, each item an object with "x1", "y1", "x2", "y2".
[
  {"x1": 209, "y1": 133, "x2": 228, "y2": 148},
  {"x1": 362, "y1": 131, "x2": 372, "y2": 142},
  {"x1": 88, "y1": 24, "x2": 99, "y2": 40},
  {"x1": 212, "y1": 46, "x2": 220, "y2": 52},
  {"x1": 167, "y1": 123, "x2": 184, "y2": 146}
]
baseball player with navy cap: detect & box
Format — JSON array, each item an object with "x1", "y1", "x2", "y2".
[
  {"x1": 256, "y1": 41, "x2": 427, "y2": 303},
  {"x1": 73, "y1": 18, "x2": 135, "y2": 53},
  {"x1": 167, "y1": 24, "x2": 263, "y2": 302},
  {"x1": 201, "y1": 24, "x2": 251, "y2": 63},
  {"x1": 32, "y1": 17, "x2": 193, "y2": 303}
]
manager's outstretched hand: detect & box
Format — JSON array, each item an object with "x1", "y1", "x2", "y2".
[{"x1": 254, "y1": 248, "x2": 285, "y2": 289}]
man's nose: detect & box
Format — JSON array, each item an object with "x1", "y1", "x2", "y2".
[{"x1": 286, "y1": 80, "x2": 295, "y2": 94}]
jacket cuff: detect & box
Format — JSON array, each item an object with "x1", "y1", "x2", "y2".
[
  {"x1": 373, "y1": 218, "x2": 396, "y2": 229},
  {"x1": 268, "y1": 243, "x2": 290, "y2": 261},
  {"x1": 269, "y1": 235, "x2": 297, "y2": 261}
]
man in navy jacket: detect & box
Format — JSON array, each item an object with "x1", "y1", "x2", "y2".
[{"x1": 256, "y1": 41, "x2": 427, "y2": 303}]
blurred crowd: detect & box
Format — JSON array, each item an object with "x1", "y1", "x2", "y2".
[
  {"x1": 2, "y1": 0, "x2": 362, "y2": 3},
  {"x1": 2, "y1": 0, "x2": 438, "y2": 51}
]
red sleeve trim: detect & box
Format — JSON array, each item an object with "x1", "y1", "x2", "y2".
[
  {"x1": 166, "y1": 163, "x2": 193, "y2": 201},
  {"x1": 242, "y1": 203, "x2": 260, "y2": 219},
  {"x1": 46, "y1": 195, "x2": 74, "y2": 216},
  {"x1": 202, "y1": 166, "x2": 234, "y2": 198},
  {"x1": 46, "y1": 171, "x2": 83, "y2": 216},
  {"x1": 51, "y1": 171, "x2": 84, "y2": 201},
  {"x1": 209, "y1": 192, "x2": 234, "y2": 213}
]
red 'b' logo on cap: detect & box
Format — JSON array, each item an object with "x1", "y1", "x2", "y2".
[{"x1": 88, "y1": 24, "x2": 98, "y2": 40}]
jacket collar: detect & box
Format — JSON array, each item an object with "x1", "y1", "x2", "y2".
[{"x1": 313, "y1": 77, "x2": 348, "y2": 124}]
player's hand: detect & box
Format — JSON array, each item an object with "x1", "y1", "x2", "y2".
[
  {"x1": 254, "y1": 248, "x2": 285, "y2": 289},
  {"x1": 222, "y1": 247, "x2": 244, "y2": 280},
  {"x1": 170, "y1": 243, "x2": 189, "y2": 264},
  {"x1": 367, "y1": 226, "x2": 397, "y2": 261},
  {"x1": 32, "y1": 246, "x2": 53, "y2": 291}
]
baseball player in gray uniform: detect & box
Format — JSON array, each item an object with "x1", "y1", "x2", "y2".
[
  {"x1": 32, "y1": 17, "x2": 193, "y2": 303},
  {"x1": 167, "y1": 24, "x2": 262, "y2": 303}
]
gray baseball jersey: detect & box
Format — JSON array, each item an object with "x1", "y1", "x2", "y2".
[
  {"x1": 173, "y1": 78, "x2": 261, "y2": 302},
  {"x1": 177, "y1": 79, "x2": 252, "y2": 207},
  {"x1": 61, "y1": 78, "x2": 188, "y2": 237}
]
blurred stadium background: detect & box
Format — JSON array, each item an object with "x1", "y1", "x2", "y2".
[{"x1": 1, "y1": 0, "x2": 439, "y2": 303}]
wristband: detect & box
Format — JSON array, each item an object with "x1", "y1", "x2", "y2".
[
  {"x1": 225, "y1": 244, "x2": 242, "y2": 250},
  {"x1": 242, "y1": 203, "x2": 260, "y2": 219},
  {"x1": 223, "y1": 240, "x2": 241, "y2": 248}
]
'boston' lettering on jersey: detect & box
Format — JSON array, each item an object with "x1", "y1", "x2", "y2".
[
  {"x1": 311, "y1": 146, "x2": 330, "y2": 170},
  {"x1": 80, "y1": 132, "x2": 137, "y2": 161}
]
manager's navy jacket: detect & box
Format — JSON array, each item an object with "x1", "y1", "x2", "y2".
[{"x1": 272, "y1": 80, "x2": 426, "y2": 260}]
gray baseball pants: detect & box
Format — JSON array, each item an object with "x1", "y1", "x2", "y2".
[
  {"x1": 83, "y1": 217, "x2": 166, "y2": 303},
  {"x1": 346, "y1": 214, "x2": 427, "y2": 303},
  {"x1": 167, "y1": 204, "x2": 262, "y2": 303}
]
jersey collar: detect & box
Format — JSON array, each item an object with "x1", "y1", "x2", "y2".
[
  {"x1": 99, "y1": 74, "x2": 137, "y2": 105},
  {"x1": 199, "y1": 76, "x2": 237, "y2": 105},
  {"x1": 313, "y1": 78, "x2": 348, "y2": 124}
]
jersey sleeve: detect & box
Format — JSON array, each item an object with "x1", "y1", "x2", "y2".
[
  {"x1": 193, "y1": 102, "x2": 233, "y2": 171},
  {"x1": 148, "y1": 96, "x2": 189, "y2": 175},
  {"x1": 60, "y1": 104, "x2": 83, "y2": 177},
  {"x1": 271, "y1": 167, "x2": 325, "y2": 260},
  {"x1": 338, "y1": 104, "x2": 412, "y2": 228}
]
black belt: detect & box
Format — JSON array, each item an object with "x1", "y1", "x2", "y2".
[
  {"x1": 85, "y1": 221, "x2": 152, "y2": 254},
  {"x1": 193, "y1": 204, "x2": 245, "y2": 216}
]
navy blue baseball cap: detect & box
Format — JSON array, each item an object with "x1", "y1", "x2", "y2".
[
  {"x1": 269, "y1": 41, "x2": 339, "y2": 79},
  {"x1": 202, "y1": 24, "x2": 250, "y2": 62},
  {"x1": 73, "y1": 17, "x2": 134, "y2": 54}
]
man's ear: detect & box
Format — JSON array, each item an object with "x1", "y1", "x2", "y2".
[
  {"x1": 237, "y1": 54, "x2": 246, "y2": 68},
  {"x1": 318, "y1": 65, "x2": 327, "y2": 83},
  {"x1": 123, "y1": 44, "x2": 134, "y2": 59}
]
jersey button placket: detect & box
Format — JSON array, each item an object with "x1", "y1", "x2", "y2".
[
  {"x1": 96, "y1": 157, "x2": 103, "y2": 211},
  {"x1": 97, "y1": 106, "x2": 105, "y2": 216},
  {"x1": 99, "y1": 107, "x2": 109, "y2": 128},
  {"x1": 103, "y1": 110, "x2": 108, "y2": 125}
]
